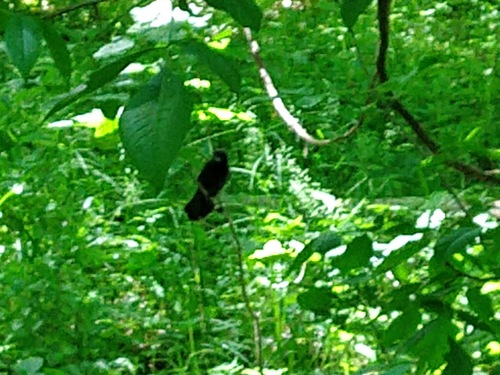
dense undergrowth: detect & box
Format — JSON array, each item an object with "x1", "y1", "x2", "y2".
[{"x1": 0, "y1": 0, "x2": 499, "y2": 374}]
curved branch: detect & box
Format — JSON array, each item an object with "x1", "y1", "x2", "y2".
[
  {"x1": 376, "y1": 0, "x2": 499, "y2": 184},
  {"x1": 244, "y1": 28, "x2": 330, "y2": 145}
]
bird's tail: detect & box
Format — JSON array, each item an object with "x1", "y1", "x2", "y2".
[{"x1": 184, "y1": 189, "x2": 215, "y2": 220}]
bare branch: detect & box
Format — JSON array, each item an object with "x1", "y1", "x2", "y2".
[
  {"x1": 244, "y1": 28, "x2": 331, "y2": 145},
  {"x1": 375, "y1": 0, "x2": 499, "y2": 184}
]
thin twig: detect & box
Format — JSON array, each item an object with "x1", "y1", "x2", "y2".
[
  {"x1": 42, "y1": 0, "x2": 109, "y2": 19},
  {"x1": 220, "y1": 201, "x2": 264, "y2": 373}
]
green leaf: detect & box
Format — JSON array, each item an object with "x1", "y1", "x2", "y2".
[
  {"x1": 39, "y1": 20, "x2": 71, "y2": 80},
  {"x1": 433, "y1": 227, "x2": 481, "y2": 263},
  {"x1": 467, "y1": 287, "x2": 494, "y2": 323},
  {"x1": 5, "y1": 15, "x2": 43, "y2": 79},
  {"x1": 443, "y1": 340, "x2": 473, "y2": 375},
  {"x1": 376, "y1": 240, "x2": 423, "y2": 274},
  {"x1": 178, "y1": 0, "x2": 190, "y2": 12},
  {"x1": 335, "y1": 234, "x2": 373, "y2": 272},
  {"x1": 205, "y1": 0, "x2": 262, "y2": 31},
  {"x1": 297, "y1": 287, "x2": 333, "y2": 315},
  {"x1": 44, "y1": 48, "x2": 156, "y2": 119},
  {"x1": 340, "y1": 0, "x2": 374, "y2": 29},
  {"x1": 383, "y1": 305, "x2": 421, "y2": 347},
  {"x1": 287, "y1": 231, "x2": 342, "y2": 276},
  {"x1": 183, "y1": 41, "x2": 241, "y2": 92},
  {"x1": 87, "y1": 49, "x2": 153, "y2": 91},
  {"x1": 406, "y1": 317, "x2": 454, "y2": 370},
  {"x1": 119, "y1": 69, "x2": 194, "y2": 190}
]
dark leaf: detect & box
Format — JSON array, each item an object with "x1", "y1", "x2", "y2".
[
  {"x1": 287, "y1": 231, "x2": 342, "y2": 276},
  {"x1": 44, "y1": 48, "x2": 156, "y2": 119},
  {"x1": 376, "y1": 240, "x2": 423, "y2": 274},
  {"x1": 335, "y1": 234, "x2": 373, "y2": 272},
  {"x1": 383, "y1": 305, "x2": 421, "y2": 347},
  {"x1": 39, "y1": 20, "x2": 72, "y2": 81},
  {"x1": 297, "y1": 287, "x2": 333, "y2": 315},
  {"x1": 340, "y1": 0, "x2": 374, "y2": 29},
  {"x1": 178, "y1": 0, "x2": 190, "y2": 12},
  {"x1": 443, "y1": 340, "x2": 473, "y2": 375},
  {"x1": 0, "y1": 9, "x2": 11, "y2": 33},
  {"x1": 183, "y1": 41, "x2": 241, "y2": 92},
  {"x1": 119, "y1": 69, "x2": 193, "y2": 190},
  {"x1": 433, "y1": 227, "x2": 481, "y2": 264},
  {"x1": 467, "y1": 287, "x2": 494, "y2": 323},
  {"x1": 100, "y1": 100, "x2": 122, "y2": 119},
  {"x1": 87, "y1": 49, "x2": 156, "y2": 91},
  {"x1": 406, "y1": 317, "x2": 454, "y2": 370},
  {"x1": 5, "y1": 15, "x2": 43, "y2": 79},
  {"x1": 205, "y1": 0, "x2": 262, "y2": 31}
]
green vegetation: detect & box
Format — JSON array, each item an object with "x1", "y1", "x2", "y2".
[{"x1": 0, "y1": 0, "x2": 498, "y2": 374}]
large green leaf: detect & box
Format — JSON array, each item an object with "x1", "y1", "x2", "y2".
[
  {"x1": 4, "y1": 15, "x2": 42, "y2": 79},
  {"x1": 287, "y1": 231, "x2": 342, "y2": 276},
  {"x1": 340, "y1": 0, "x2": 374, "y2": 29},
  {"x1": 119, "y1": 69, "x2": 193, "y2": 191},
  {"x1": 183, "y1": 41, "x2": 241, "y2": 93},
  {"x1": 44, "y1": 48, "x2": 157, "y2": 119},
  {"x1": 39, "y1": 20, "x2": 71, "y2": 81},
  {"x1": 205, "y1": 0, "x2": 262, "y2": 31},
  {"x1": 335, "y1": 234, "x2": 373, "y2": 272}
]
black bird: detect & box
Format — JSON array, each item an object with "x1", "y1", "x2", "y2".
[{"x1": 184, "y1": 150, "x2": 229, "y2": 220}]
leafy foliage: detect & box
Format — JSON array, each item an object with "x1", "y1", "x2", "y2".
[{"x1": 0, "y1": 0, "x2": 499, "y2": 374}]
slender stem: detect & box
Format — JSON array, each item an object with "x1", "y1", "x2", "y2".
[{"x1": 221, "y1": 202, "x2": 264, "y2": 373}]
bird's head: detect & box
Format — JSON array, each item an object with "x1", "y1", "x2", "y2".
[{"x1": 213, "y1": 150, "x2": 228, "y2": 164}]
